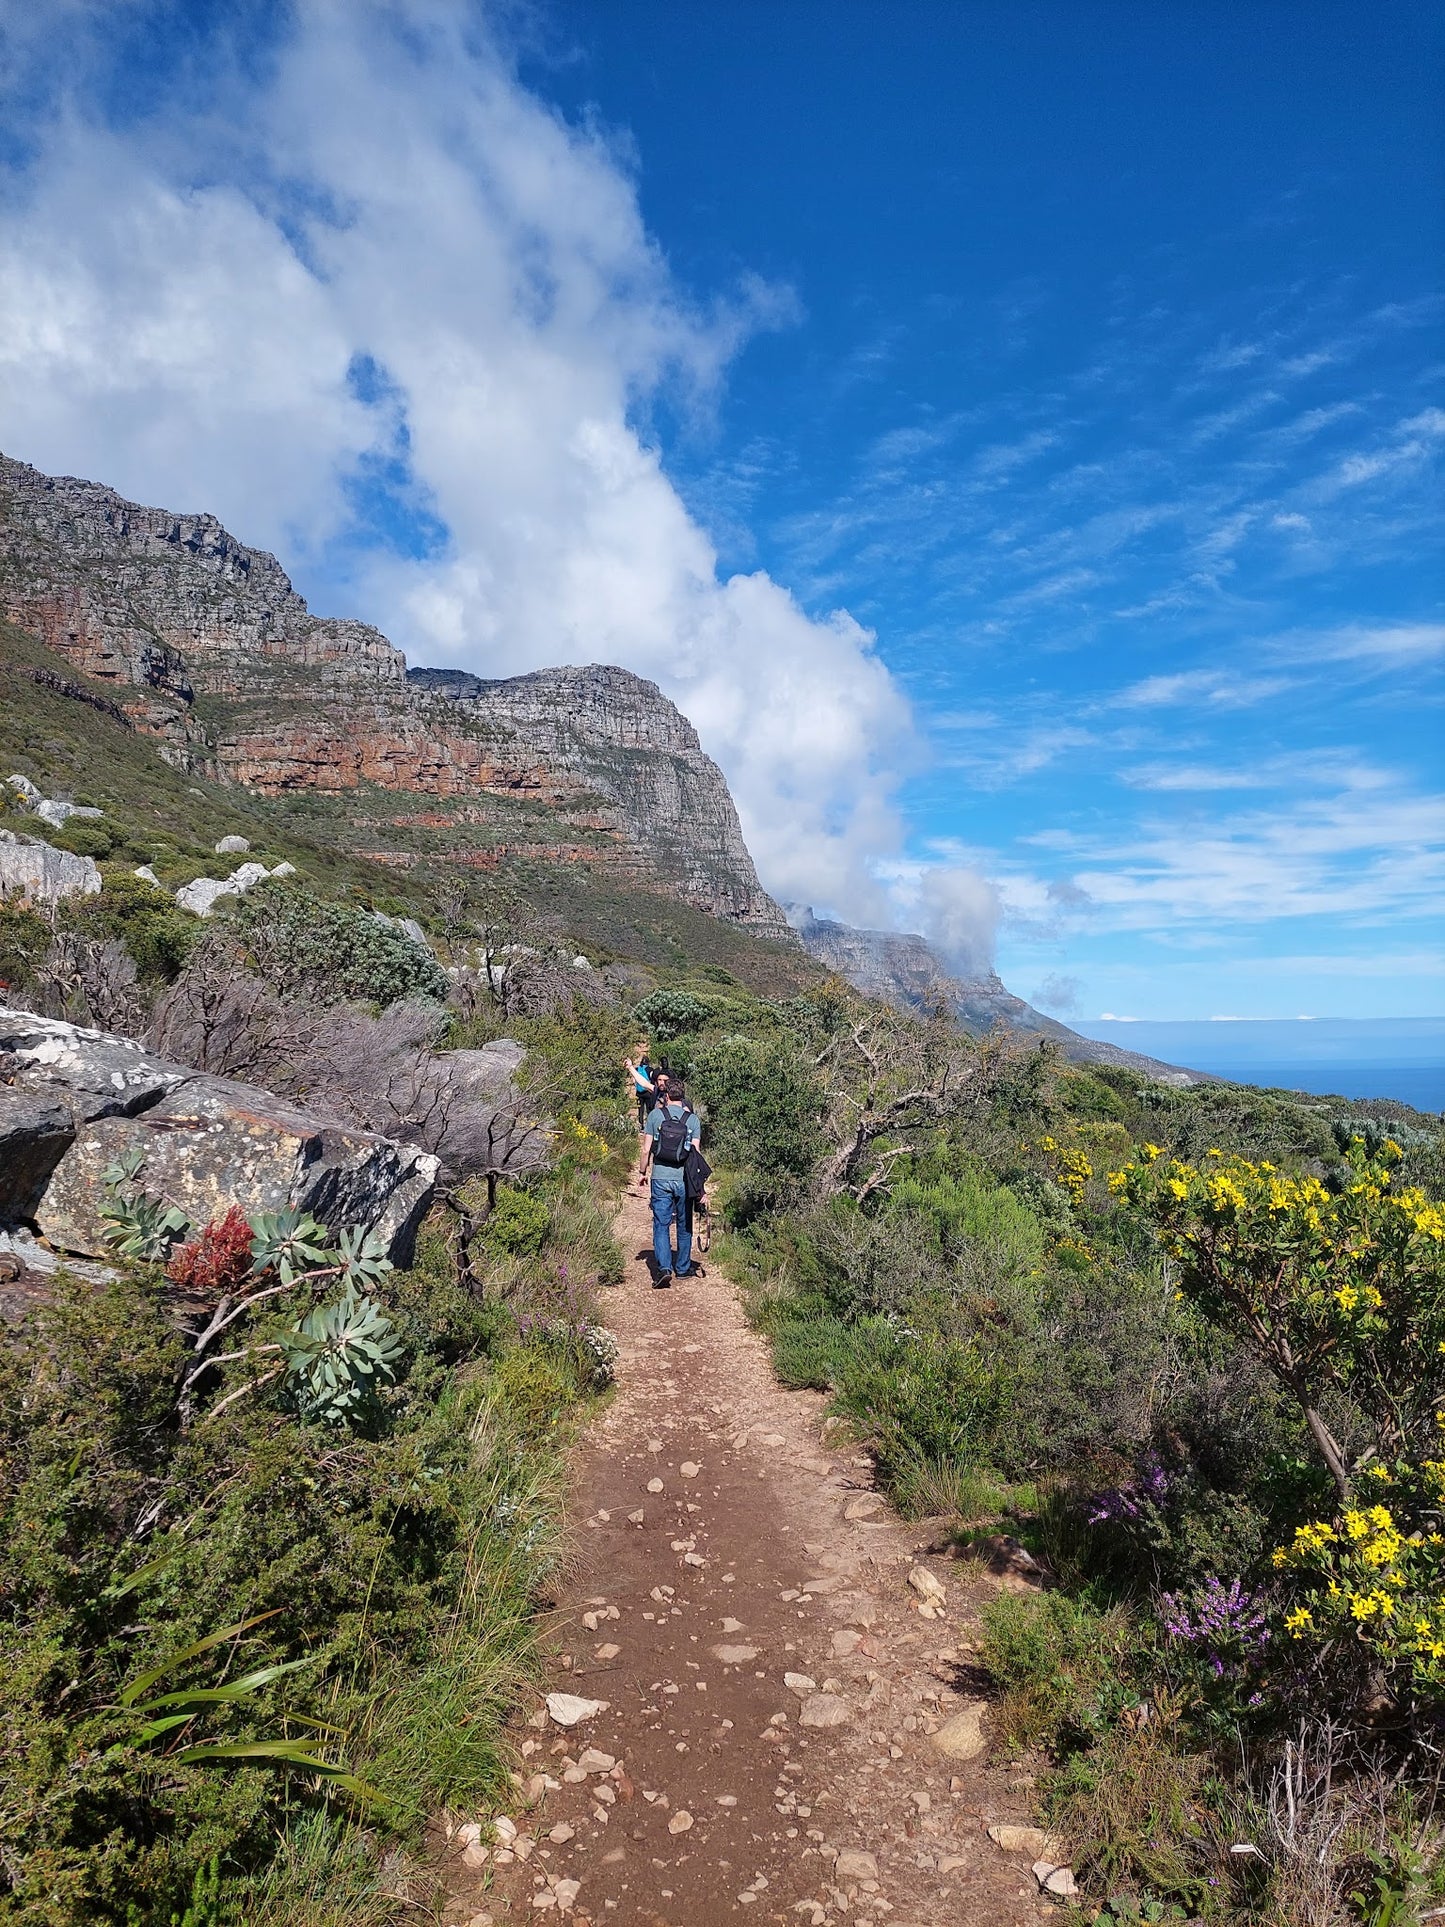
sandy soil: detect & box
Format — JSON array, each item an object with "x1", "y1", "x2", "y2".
[{"x1": 442, "y1": 1187, "x2": 1064, "y2": 1927}]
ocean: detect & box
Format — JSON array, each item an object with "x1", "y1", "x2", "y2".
[{"x1": 1071, "y1": 1017, "x2": 1445, "y2": 1115}]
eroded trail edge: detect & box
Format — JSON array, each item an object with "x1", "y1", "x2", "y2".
[{"x1": 446, "y1": 1189, "x2": 1058, "y2": 1927}]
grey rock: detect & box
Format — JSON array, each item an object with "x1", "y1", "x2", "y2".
[
  {"x1": 6, "y1": 774, "x2": 41, "y2": 802},
  {"x1": 0, "y1": 828, "x2": 102, "y2": 903},
  {"x1": 797, "y1": 1693, "x2": 850, "y2": 1728},
  {"x1": 0, "y1": 1091, "x2": 76, "y2": 1221},
  {"x1": 34, "y1": 799, "x2": 104, "y2": 828},
  {"x1": 269, "y1": 860, "x2": 297, "y2": 878},
  {"x1": 133, "y1": 865, "x2": 161, "y2": 886},
  {"x1": 370, "y1": 910, "x2": 430, "y2": 950},
  {"x1": 0, "y1": 1008, "x2": 437, "y2": 1262},
  {"x1": 175, "y1": 862, "x2": 270, "y2": 917},
  {"x1": 0, "y1": 1009, "x2": 191, "y2": 1120},
  {"x1": 174, "y1": 875, "x2": 237, "y2": 917},
  {"x1": 214, "y1": 834, "x2": 250, "y2": 854},
  {"x1": 442, "y1": 1039, "x2": 527, "y2": 1101}
]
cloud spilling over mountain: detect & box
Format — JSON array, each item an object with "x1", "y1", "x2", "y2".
[{"x1": 0, "y1": 0, "x2": 971, "y2": 933}]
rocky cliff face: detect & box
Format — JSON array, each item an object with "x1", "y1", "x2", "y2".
[
  {"x1": 0, "y1": 454, "x2": 793, "y2": 940},
  {"x1": 786, "y1": 906, "x2": 1203, "y2": 1086}
]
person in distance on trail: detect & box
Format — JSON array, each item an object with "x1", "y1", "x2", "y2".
[
  {"x1": 636, "y1": 1076, "x2": 702, "y2": 1288},
  {"x1": 623, "y1": 1041, "x2": 657, "y2": 1130}
]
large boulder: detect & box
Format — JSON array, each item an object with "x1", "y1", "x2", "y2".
[
  {"x1": 0, "y1": 1009, "x2": 438, "y2": 1263},
  {"x1": 0, "y1": 828, "x2": 102, "y2": 903},
  {"x1": 0, "y1": 1091, "x2": 76, "y2": 1221}
]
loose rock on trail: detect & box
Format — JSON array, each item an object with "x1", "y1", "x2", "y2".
[{"x1": 444, "y1": 1187, "x2": 1062, "y2": 1926}]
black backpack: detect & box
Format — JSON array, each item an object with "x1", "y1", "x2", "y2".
[{"x1": 654, "y1": 1100, "x2": 693, "y2": 1167}]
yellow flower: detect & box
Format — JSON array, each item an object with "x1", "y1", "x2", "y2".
[
  {"x1": 1284, "y1": 1607, "x2": 1313, "y2": 1636},
  {"x1": 1167, "y1": 1178, "x2": 1189, "y2": 1201},
  {"x1": 1141, "y1": 1143, "x2": 1162, "y2": 1162}
]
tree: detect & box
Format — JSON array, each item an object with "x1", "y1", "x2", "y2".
[{"x1": 813, "y1": 998, "x2": 977, "y2": 1203}]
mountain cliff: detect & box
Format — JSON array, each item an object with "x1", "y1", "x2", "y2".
[
  {"x1": 0, "y1": 453, "x2": 793, "y2": 941},
  {"x1": 786, "y1": 907, "x2": 1204, "y2": 1086}
]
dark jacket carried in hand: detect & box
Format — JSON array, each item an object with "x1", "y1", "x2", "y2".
[{"x1": 682, "y1": 1143, "x2": 711, "y2": 1203}]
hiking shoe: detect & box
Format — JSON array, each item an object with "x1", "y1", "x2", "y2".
[{"x1": 653, "y1": 1271, "x2": 674, "y2": 1289}]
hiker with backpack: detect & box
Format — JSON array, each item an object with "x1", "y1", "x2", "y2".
[
  {"x1": 637, "y1": 1077, "x2": 703, "y2": 1287},
  {"x1": 623, "y1": 1044, "x2": 657, "y2": 1130}
]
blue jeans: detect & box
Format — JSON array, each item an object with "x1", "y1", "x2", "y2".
[{"x1": 650, "y1": 1171, "x2": 692, "y2": 1276}]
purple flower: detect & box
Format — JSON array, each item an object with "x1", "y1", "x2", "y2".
[
  {"x1": 1158, "y1": 1576, "x2": 1270, "y2": 1674},
  {"x1": 1087, "y1": 1452, "x2": 1169, "y2": 1525}
]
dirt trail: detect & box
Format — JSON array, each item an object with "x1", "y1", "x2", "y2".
[{"x1": 445, "y1": 1188, "x2": 1060, "y2": 1927}]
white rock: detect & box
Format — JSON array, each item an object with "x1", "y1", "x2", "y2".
[
  {"x1": 667, "y1": 1810, "x2": 694, "y2": 1834},
  {"x1": 270, "y1": 859, "x2": 297, "y2": 878},
  {"x1": 843, "y1": 1494, "x2": 887, "y2": 1522},
  {"x1": 647, "y1": 1478, "x2": 665, "y2": 1494},
  {"x1": 989, "y1": 1824, "x2": 1065, "y2": 1857},
  {"x1": 681, "y1": 1461, "x2": 701, "y2": 1478},
  {"x1": 494, "y1": 1815, "x2": 518, "y2": 1844},
  {"x1": 931, "y1": 1703, "x2": 988, "y2": 1762},
  {"x1": 35, "y1": 799, "x2": 103, "y2": 828},
  {"x1": 1033, "y1": 1861, "x2": 1078, "y2": 1896},
  {"x1": 578, "y1": 1748, "x2": 616, "y2": 1773},
  {"x1": 132, "y1": 865, "x2": 161, "y2": 887},
  {"x1": 546, "y1": 1692, "x2": 608, "y2": 1727},
  {"x1": 907, "y1": 1565, "x2": 946, "y2": 1607},
  {"x1": 831, "y1": 1629, "x2": 864, "y2": 1658},
  {"x1": 455, "y1": 1822, "x2": 483, "y2": 1846},
  {"x1": 833, "y1": 1849, "x2": 878, "y2": 1881},
  {"x1": 0, "y1": 828, "x2": 101, "y2": 903},
  {"x1": 548, "y1": 1822, "x2": 575, "y2": 1844},
  {"x1": 784, "y1": 1672, "x2": 818, "y2": 1697},
  {"x1": 214, "y1": 835, "x2": 251, "y2": 854},
  {"x1": 798, "y1": 1694, "x2": 850, "y2": 1729},
  {"x1": 712, "y1": 1644, "x2": 759, "y2": 1665},
  {"x1": 553, "y1": 1881, "x2": 581, "y2": 1914},
  {"x1": 6, "y1": 775, "x2": 41, "y2": 802}
]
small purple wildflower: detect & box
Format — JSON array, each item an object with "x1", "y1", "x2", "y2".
[
  {"x1": 1087, "y1": 1452, "x2": 1169, "y2": 1525},
  {"x1": 1159, "y1": 1576, "x2": 1270, "y2": 1679}
]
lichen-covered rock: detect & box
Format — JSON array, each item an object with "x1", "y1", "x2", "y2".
[
  {"x1": 0, "y1": 828, "x2": 101, "y2": 903},
  {"x1": 214, "y1": 834, "x2": 250, "y2": 854},
  {"x1": 0, "y1": 1090, "x2": 75, "y2": 1222},
  {"x1": 0, "y1": 1009, "x2": 437, "y2": 1262}
]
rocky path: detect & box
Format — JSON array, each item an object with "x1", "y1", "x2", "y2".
[{"x1": 443, "y1": 1188, "x2": 1065, "y2": 1927}]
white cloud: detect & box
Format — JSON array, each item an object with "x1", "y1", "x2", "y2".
[{"x1": 0, "y1": 0, "x2": 913, "y2": 925}]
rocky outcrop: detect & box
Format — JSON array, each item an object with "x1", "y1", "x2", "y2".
[
  {"x1": 786, "y1": 907, "x2": 1204, "y2": 1086},
  {"x1": 0, "y1": 1010, "x2": 438, "y2": 1262},
  {"x1": 0, "y1": 453, "x2": 794, "y2": 939},
  {"x1": 0, "y1": 827, "x2": 102, "y2": 903}
]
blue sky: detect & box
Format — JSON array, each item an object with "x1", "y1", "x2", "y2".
[{"x1": 0, "y1": 1, "x2": 1440, "y2": 1018}]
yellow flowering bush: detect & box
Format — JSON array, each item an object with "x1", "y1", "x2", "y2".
[
  {"x1": 1034, "y1": 1132, "x2": 1094, "y2": 1207},
  {"x1": 1108, "y1": 1138, "x2": 1445, "y2": 1500},
  {"x1": 1271, "y1": 1461, "x2": 1445, "y2": 1699}
]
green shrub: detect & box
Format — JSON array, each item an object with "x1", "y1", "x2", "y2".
[
  {"x1": 979, "y1": 1588, "x2": 1136, "y2": 1752},
  {"x1": 483, "y1": 1188, "x2": 550, "y2": 1258},
  {"x1": 232, "y1": 883, "x2": 448, "y2": 1008},
  {"x1": 632, "y1": 987, "x2": 709, "y2": 1042},
  {"x1": 46, "y1": 816, "x2": 116, "y2": 859},
  {"x1": 692, "y1": 1035, "x2": 823, "y2": 1189}
]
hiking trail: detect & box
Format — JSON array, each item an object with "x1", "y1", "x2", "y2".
[{"x1": 444, "y1": 1185, "x2": 1062, "y2": 1926}]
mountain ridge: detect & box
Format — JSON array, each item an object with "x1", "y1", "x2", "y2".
[
  {"x1": 785, "y1": 905, "x2": 1206, "y2": 1086},
  {"x1": 0, "y1": 451, "x2": 794, "y2": 941}
]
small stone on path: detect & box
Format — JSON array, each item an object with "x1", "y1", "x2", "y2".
[
  {"x1": 834, "y1": 1849, "x2": 879, "y2": 1881},
  {"x1": 545, "y1": 1692, "x2": 607, "y2": 1727},
  {"x1": 931, "y1": 1703, "x2": 988, "y2": 1761},
  {"x1": 668, "y1": 1809, "x2": 694, "y2": 1834},
  {"x1": 647, "y1": 1478, "x2": 665, "y2": 1493},
  {"x1": 798, "y1": 1693, "x2": 850, "y2": 1729}
]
